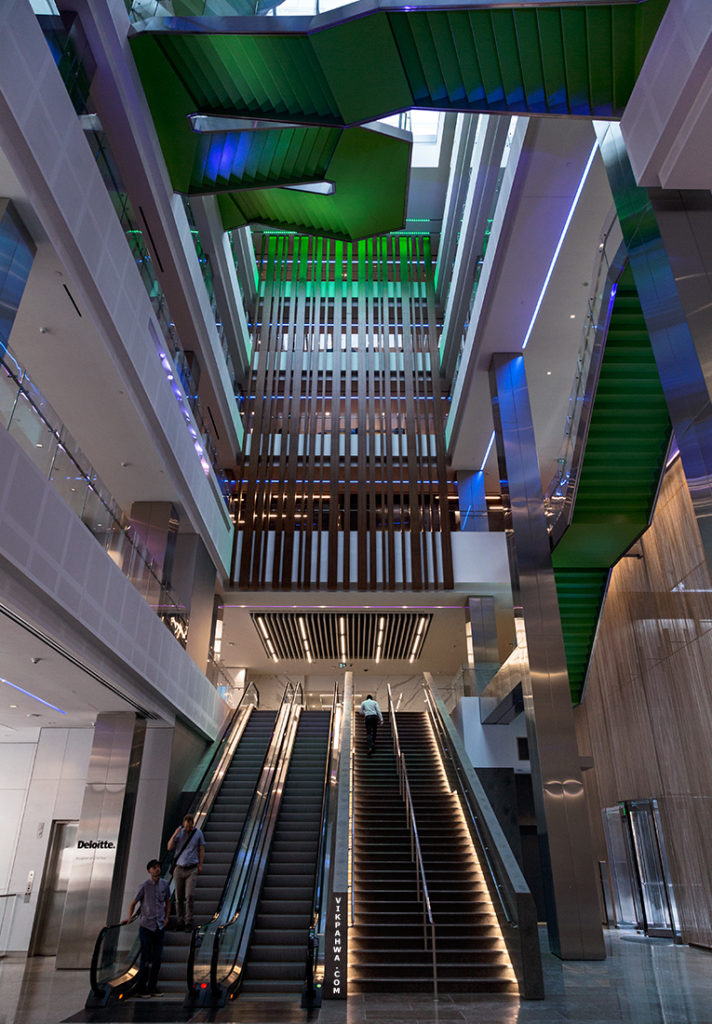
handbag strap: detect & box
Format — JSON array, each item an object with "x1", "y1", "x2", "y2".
[{"x1": 172, "y1": 829, "x2": 193, "y2": 866}]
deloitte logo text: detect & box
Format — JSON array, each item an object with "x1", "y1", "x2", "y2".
[{"x1": 77, "y1": 840, "x2": 115, "y2": 849}]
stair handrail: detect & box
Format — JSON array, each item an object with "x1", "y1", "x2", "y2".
[
  {"x1": 304, "y1": 682, "x2": 340, "y2": 1007},
  {"x1": 422, "y1": 680, "x2": 544, "y2": 1000},
  {"x1": 386, "y1": 685, "x2": 438, "y2": 1000},
  {"x1": 188, "y1": 682, "x2": 300, "y2": 997},
  {"x1": 86, "y1": 686, "x2": 259, "y2": 1007},
  {"x1": 205, "y1": 692, "x2": 303, "y2": 1002}
]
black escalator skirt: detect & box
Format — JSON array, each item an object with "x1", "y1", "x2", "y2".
[
  {"x1": 240, "y1": 710, "x2": 331, "y2": 996},
  {"x1": 160, "y1": 710, "x2": 278, "y2": 997}
]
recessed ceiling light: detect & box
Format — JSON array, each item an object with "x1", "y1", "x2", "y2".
[
  {"x1": 569, "y1": 314, "x2": 576, "y2": 319},
  {"x1": 35, "y1": 442, "x2": 43, "y2": 448},
  {"x1": 9, "y1": 704, "x2": 17, "y2": 708},
  {"x1": 546, "y1": 371, "x2": 552, "y2": 376}
]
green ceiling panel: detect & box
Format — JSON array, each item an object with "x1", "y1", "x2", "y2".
[
  {"x1": 216, "y1": 126, "x2": 411, "y2": 241},
  {"x1": 310, "y1": 17, "x2": 412, "y2": 125},
  {"x1": 552, "y1": 265, "x2": 671, "y2": 702},
  {"x1": 128, "y1": 1, "x2": 669, "y2": 237},
  {"x1": 130, "y1": 2, "x2": 670, "y2": 126}
]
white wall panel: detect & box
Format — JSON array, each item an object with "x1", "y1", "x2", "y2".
[{"x1": 0, "y1": 428, "x2": 224, "y2": 737}]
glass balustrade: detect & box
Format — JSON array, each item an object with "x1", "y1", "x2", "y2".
[{"x1": 0, "y1": 348, "x2": 190, "y2": 647}]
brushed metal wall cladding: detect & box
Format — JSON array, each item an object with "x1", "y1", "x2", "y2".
[
  {"x1": 250, "y1": 610, "x2": 431, "y2": 661},
  {"x1": 576, "y1": 457, "x2": 712, "y2": 951}
]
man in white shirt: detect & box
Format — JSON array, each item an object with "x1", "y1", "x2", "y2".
[{"x1": 358, "y1": 694, "x2": 383, "y2": 755}]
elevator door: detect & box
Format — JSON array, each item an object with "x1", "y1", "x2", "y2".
[{"x1": 30, "y1": 821, "x2": 78, "y2": 956}]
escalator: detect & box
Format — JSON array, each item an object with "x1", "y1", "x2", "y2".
[
  {"x1": 240, "y1": 709, "x2": 331, "y2": 995},
  {"x1": 159, "y1": 709, "x2": 277, "y2": 996},
  {"x1": 87, "y1": 689, "x2": 278, "y2": 1006},
  {"x1": 202, "y1": 704, "x2": 334, "y2": 1005}
]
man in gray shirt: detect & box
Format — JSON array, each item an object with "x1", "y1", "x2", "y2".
[{"x1": 167, "y1": 814, "x2": 205, "y2": 929}]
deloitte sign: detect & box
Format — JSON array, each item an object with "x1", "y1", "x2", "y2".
[{"x1": 77, "y1": 840, "x2": 115, "y2": 850}]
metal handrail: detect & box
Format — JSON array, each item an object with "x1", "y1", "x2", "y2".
[
  {"x1": 189, "y1": 681, "x2": 300, "y2": 997},
  {"x1": 208, "y1": 699, "x2": 302, "y2": 1001},
  {"x1": 304, "y1": 681, "x2": 340, "y2": 1007},
  {"x1": 422, "y1": 686, "x2": 510, "y2": 925},
  {"x1": 86, "y1": 685, "x2": 260, "y2": 1006},
  {"x1": 349, "y1": 705, "x2": 355, "y2": 927},
  {"x1": 386, "y1": 684, "x2": 438, "y2": 999},
  {"x1": 421, "y1": 678, "x2": 543, "y2": 999}
]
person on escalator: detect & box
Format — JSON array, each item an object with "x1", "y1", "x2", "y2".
[
  {"x1": 123, "y1": 858, "x2": 170, "y2": 998},
  {"x1": 358, "y1": 694, "x2": 383, "y2": 755},
  {"x1": 167, "y1": 813, "x2": 205, "y2": 930}
]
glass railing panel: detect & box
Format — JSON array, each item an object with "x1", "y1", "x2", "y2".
[
  {"x1": 0, "y1": 364, "x2": 20, "y2": 428},
  {"x1": 49, "y1": 445, "x2": 90, "y2": 518},
  {"x1": 1, "y1": 345, "x2": 192, "y2": 650},
  {"x1": 90, "y1": 919, "x2": 140, "y2": 999},
  {"x1": 7, "y1": 391, "x2": 59, "y2": 475}
]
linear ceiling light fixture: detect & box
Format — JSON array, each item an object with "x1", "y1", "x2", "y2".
[
  {"x1": 1, "y1": 676, "x2": 67, "y2": 714},
  {"x1": 408, "y1": 616, "x2": 428, "y2": 664},
  {"x1": 521, "y1": 139, "x2": 599, "y2": 352}
]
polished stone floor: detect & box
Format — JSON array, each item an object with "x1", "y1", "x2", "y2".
[{"x1": 0, "y1": 929, "x2": 710, "y2": 1024}]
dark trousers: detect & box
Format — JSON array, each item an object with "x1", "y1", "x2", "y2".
[
  {"x1": 137, "y1": 925, "x2": 164, "y2": 994},
  {"x1": 365, "y1": 715, "x2": 379, "y2": 751}
]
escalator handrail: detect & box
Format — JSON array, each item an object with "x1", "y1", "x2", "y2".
[
  {"x1": 304, "y1": 682, "x2": 340, "y2": 1005},
  {"x1": 209, "y1": 700, "x2": 303, "y2": 998},
  {"x1": 88, "y1": 915, "x2": 139, "y2": 999},
  {"x1": 180, "y1": 681, "x2": 260, "y2": 826},
  {"x1": 87, "y1": 686, "x2": 260, "y2": 1004},
  {"x1": 387, "y1": 685, "x2": 437, "y2": 997},
  {"x1": 188, "y1": 683, "x2": 299, "y2": 991}
]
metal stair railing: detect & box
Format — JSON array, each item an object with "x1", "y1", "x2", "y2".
[
  {"x1": 304, "y1": 682, "x2": 340, "y2": 1008},
  {"x1": 386, "y1": 684, "x2": 438, "y2": 1000},
  {"x1": 422, "y1": 679, "x2": 544, "y2": 1000}
]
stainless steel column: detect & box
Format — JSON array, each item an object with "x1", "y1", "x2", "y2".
[
  {"x1": 56, "y1": 712, "x2": 145, "y2": 968},
  {"x1": 596, "y1": 123, "x2": 712, "y2": 572},
  {"x1": 489, "y1": 352, "x2": 605, "y2": 960},
  {"x1": 467, "y1": 596, "x2": 499, "y2": 695}
]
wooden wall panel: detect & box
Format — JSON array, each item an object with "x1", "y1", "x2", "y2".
[
  {"x1": 233, "y1": 234, "x2": 454, "y2": 590},
  {"x1": 576, "y1": 456, "x2": 712, "y2": 948}
]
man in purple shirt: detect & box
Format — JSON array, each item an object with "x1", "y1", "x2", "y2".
[{"x1": 123, "y1": 859, "x2": 170, "y2": 997}]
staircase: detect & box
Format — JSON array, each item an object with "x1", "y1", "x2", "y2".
[
  {"x1": 552, "y1": 264, "x2": 671, "y2": 701},
  {"x1": 240, "y1": 709, "x2": 331, "y2": 996},
  {"x1": 160, "y1": 709, "x2": 277, "y2": 997},
  {"x1": 350, "y1": 711, "x2": 516, "y2": 994}
]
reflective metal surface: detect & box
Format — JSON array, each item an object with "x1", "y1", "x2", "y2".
[
  {"x1": 467, "y1": 596, "x2": 499, "y2": 694},
  {"x1": 489, "y1": 352, "x2": 605, "y2": 960},
  {"x1": 596, "y1": 122, "x2": 712, "y2": 576},
  {"x1": 56, "y1": 713, "x2": 145, "y2": 969}
]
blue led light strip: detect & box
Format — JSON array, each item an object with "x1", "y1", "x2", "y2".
[
  {"x1": 1, "y1": 676, "x2": 67, "y2": 714},
  {"x1": 480, "y1": 431, "x2": 495, "y2": 471},
  {"x1": 521, "y1": 140, "x2": 599, "y2": 352}
]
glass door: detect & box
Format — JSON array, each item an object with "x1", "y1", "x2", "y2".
[
  {"x1": 602, "y1": 805, "x2": 643, "y2": 928},
  {"x1": 627, "y1": 799, "x2": 680, "y2": 939}
]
